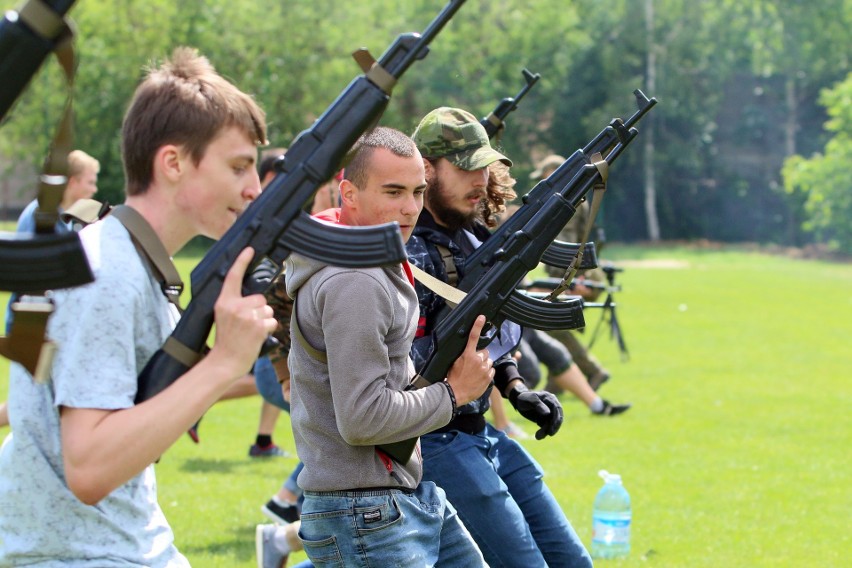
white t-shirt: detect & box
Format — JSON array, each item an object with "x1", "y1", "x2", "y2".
[{"x1": 0, "y1": 215, "x2": 187, "y2": 567}]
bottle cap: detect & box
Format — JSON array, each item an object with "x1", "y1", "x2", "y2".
[{"x1": 599, "y1": 469, "x2": 622, "y2": 484}]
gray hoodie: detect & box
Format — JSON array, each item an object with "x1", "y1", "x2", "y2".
[{"x1": 285, "y1": 253, "x2": 453, "y2": 491}]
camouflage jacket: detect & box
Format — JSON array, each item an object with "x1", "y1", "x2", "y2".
[
  {"x1": 265, "y1": 272, "x2": 293, "y2": 363},
  {"x1": 406, "y1": 209, "x2": 522, "y2": 417}
]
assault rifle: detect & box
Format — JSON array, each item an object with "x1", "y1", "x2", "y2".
[
  {"x1": 0, "y1": 0, "x2": 90, "y2": 294},
  {"x1": 479, "y1": 67, "x2": 539, "y2": 139},
  {"x1": 522, "y1": 265, "x2": 629, "y2": 360},
  {"x1": 0, "y1": 0, "x2": 93, "y2": 375},
  {"x1": 379, "y1": 91, "x2": 656, "y2": 462},
  {"x1": 135, "y1": 0, "x2": 468, "y2": 403},
  {"x1": 482, "y1": 69, "x2": 599, "y2": 282}
]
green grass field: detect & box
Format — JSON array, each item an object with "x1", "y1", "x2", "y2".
[{"x1": 1, "y1": 243, "x2": 850, "y2": 567}]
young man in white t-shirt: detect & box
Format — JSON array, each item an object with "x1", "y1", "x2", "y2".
[{"x1": 0, "y1": 47, "x2": 276, "y2": 567}]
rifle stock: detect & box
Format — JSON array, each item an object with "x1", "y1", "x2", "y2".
[{"x1": 135, "y1": 0, "x2": 468, "y2": 404}]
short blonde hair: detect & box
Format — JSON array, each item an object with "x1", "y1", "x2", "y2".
[{"x1": 67, "y1": 149, "x2": 100, "y2": 178}]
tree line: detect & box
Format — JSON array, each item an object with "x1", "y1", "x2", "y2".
[{"x1": 1, "y1": 0, "x2": 850, "y2": 252}]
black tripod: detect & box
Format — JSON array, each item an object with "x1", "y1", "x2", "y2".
[{"x1": 587, "y1": 263, "x2": 629, "y2": 361}]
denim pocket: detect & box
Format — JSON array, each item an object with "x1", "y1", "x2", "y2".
[
  {"x1": 354, "y1": 493, "x2": 404, "y2": 534},
  {"x1": 420, "y1": 429, "x2": 461, "y2": 459},
  {"x1": 298, "y1": 531, "x2": 344, "y2": 567}
]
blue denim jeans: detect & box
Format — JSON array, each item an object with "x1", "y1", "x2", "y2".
[
  {"x1": 421, "y1": 424, "x2": 593, "y2": 568},
  {"x1": 298, "y1": 482, "x2": 486, "y2": 567},
  {"x1": 254, "y1": 355, "x2": 289, "y2": 412}
]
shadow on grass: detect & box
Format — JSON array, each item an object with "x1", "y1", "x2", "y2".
[
  {"x1": 179, "y1": 457, "x2": 246, "y2": 474},
  {"x1": 178, "y1": 525, "x2": 256, "y2": 561}
]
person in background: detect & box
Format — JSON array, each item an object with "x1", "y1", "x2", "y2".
[
  {"x1": 530, "y1": 153, "x2": 615, "y2": 392},
  {"x1": 1, "y1": 149, "x2": 102, "y2": 430}
]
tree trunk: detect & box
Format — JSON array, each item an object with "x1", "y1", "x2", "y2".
[{"x1": 644, "y1": 0, "x2": 660, "y2": 241}]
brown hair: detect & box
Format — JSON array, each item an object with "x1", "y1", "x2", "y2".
[
  {"x1": 344, "y1": 127, "x2": 418, "y2": 190},
  {"x1": 479, "y1": 161, "x2": 517, "y2": 228},
  {"x1": 121, "y1": 47, "x2": 267, "y2": 196}
]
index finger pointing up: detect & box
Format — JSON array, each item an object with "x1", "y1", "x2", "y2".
[{"x1": 221, "y1": 247, "x2": 256, "y2": 296}]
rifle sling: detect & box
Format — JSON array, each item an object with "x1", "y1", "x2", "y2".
[
  {"x1": 109, "y1": 206, "x2": 201, "y2": 368},
  {"x1": 0, "y1": 4, "x2": 76, "y2": 376},
  {"x1": 409, "y1": 262, "x2": 466, "y2": 308},
  {"x1": 30, "y1": 2, "x2": 75, "y2": 235},
  {"x1": 0, "y1": 299, "x2": 57, "y2": 380},
  {"x1": 351, "y1": 49, "x2": 397, "y2": 94},
  {"x1": 545, "y1": 153, "x2": 608, "y2": 300},
  {"x1": 109, "y1": 206, "x2": 184, "y2": 307},
  {"x1": 291, "y1": 296, "x2": 328, "y2": 364}
]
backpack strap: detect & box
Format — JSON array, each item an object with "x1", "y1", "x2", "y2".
[
  {"x1": 109, "y1": 205, "x2": 184, "y2": 309},
  {"x1": 291, "y1": 295, "x2": 328, "y2": 363},
  {"x1": 435, "y1": 244, "x2": 458, "y2": 287}
]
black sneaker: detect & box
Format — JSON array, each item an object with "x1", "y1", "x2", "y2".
[
  {"x1": 594, "y1": 400, "x2": 631, "y2": 416},
  {"x1": 262, "y1": 499, "x2": 300, "y2": 524}
]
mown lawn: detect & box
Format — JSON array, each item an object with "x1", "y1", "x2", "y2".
[{"x1": 1, "y1": 243, "x2": 850, "y2": 567}]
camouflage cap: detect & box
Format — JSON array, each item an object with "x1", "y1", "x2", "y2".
[
  {"x1": 530, "y1": 154, "x2": 565, "y2": 180},
  {"x1": 413, "y1": 107, "x2": 512, "y2": 171}
]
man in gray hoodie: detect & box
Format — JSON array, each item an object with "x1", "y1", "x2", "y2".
[{"x1": 283, "y1": 126, "x2": 494, "y2": 567}]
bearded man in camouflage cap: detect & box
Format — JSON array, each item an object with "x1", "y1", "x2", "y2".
[{"x1": 405, "y1": 107, "x2": 594, "y2": 568}]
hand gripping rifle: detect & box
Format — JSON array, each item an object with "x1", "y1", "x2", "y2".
[
  {"x1": 479, "y1": 67, "x2": 540, "y2": 140},
  {"x1": 135, "y1": 0, "x2": 468, "y2": 403},
  {"x1": 378, "y1": 91, "x2": 656, "y2": 463}
]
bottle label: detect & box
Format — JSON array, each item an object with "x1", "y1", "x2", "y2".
[{"x1": 592, "y1": 516, "x2": 631, "y2": 545}]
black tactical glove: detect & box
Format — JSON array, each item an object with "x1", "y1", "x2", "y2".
[{"x1": 508, "y1": 382, "x2": 564, "y2": 439}]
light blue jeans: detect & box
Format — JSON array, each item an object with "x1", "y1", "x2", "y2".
[
  {"x1": 421, "y1": 424, "x2": 593, "y2": 568},
  {"x1": 254, "y1": 355, "x2": 289, "y2": 412},
  {"x1": 298, "y1": 482, "x2": 487, "y2": 567}
]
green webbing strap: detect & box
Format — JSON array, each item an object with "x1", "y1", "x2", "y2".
[
  {"x1": 435, "y1": 244, "x2": 458, "y2": 287},
  {"x1": 24, "y1": 0, "x2": 76, "y2": 235},
  {"x1": 0, "y1": 297, "x2": 56, "y2": 381},
  {"x1": 0, "y1": 1, "x2": 76, "y2": 377},
  {"x1": 292, "y1": 296, "x2": 328, "y2": 364},
  {"x1": 352, "y1": 48, "x2": 397, "y2": 94},
  {"x1": 110, "y1": 205, "x2": 201, "y2": 367},
  {"x1": 110, "y1": 205, "x2": 184, "y2": 309},
  {"x1": 545, "y1": 153, "x2": 608, "y2": 301}
]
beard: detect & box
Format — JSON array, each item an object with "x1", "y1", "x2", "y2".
[{"x1": 425, "y1": 176, "x2": 481, "y2": 232}]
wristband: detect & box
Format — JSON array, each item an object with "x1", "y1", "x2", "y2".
[{"x1": 442, "y1": 380, "x2": 459, "y2": 418}]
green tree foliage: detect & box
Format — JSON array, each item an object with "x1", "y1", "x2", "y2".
[
  {"x1": 1, "y1": 0, "x2": 849, "y2": 249},
  {"x1": 783, "y1": 73, "x2": 852, "y2": 254}
]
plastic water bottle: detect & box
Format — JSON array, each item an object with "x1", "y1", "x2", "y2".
[{"x1": 591, "y1": 469, "x2": 631, "y2": 559}]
